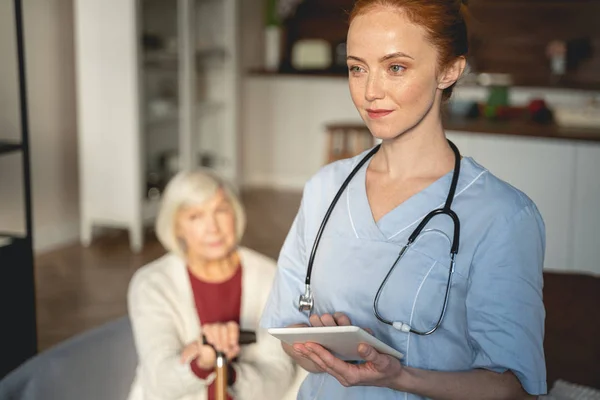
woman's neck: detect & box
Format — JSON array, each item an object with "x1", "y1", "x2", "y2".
[
  {"x1": 370, "y1": 109, "x2": 454, "y2": 181},
  {"x1": 187, "y1": 249, "x2": 240, "y2": 283}
]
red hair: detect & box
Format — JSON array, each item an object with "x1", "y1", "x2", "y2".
[{"x1": 349, "y1": 0, "x2": 469, "y2": 100}]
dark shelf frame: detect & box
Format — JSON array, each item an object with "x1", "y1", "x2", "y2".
[
  {"x1": 0, "y1": 140, "x2": 23, "y2": 156},
  {"x1": 0, "y1": 0, "x2": 38, "y2": 379}
]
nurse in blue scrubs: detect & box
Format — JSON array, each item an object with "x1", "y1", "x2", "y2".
[{"x1": 260, "y1": 1, "x2": 547, "y2": 399}]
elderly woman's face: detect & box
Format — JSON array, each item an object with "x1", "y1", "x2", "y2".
[{"x1": 175, "y1": 188, "x2": 237, "y2": 261}]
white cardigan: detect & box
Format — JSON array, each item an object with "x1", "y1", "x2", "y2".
[{"x1": 126, "y1": 247, "x2": 296, "y2": 400}]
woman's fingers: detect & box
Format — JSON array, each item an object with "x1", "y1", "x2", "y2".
[
  {"x1": 196, "y1": 344, "x2": 217, "y2": 370},
  {"x1": 333, "y1": 312, "x2": 352, "y2": 326},
  {"x1": 203, "y1": 325, "x2": 216, "y2": 347},
  {"x1": 310, "y1": 313, "x2": 353, "y2": 327},
  {"x1": 320, "y1": 314, "x2": 338, "y2": 326},
  {"x1": 180, "y1": 342, "x2": 200, "y2": 364},
  {"x1": 226, "y1": 321, "x2": 239, "y2": 350},
  {"x1": 202, "y1": 322, "x2": 240, "y2": 361},
  {"x1": 309, "y1": 314, "x2": 324, "y2": 327},
  {"x1": 225, "y1": 322, "x2": 240, "y2": 360},
  {"x1": 217, "y1": 324, "x2": 228, "y2": 352}
]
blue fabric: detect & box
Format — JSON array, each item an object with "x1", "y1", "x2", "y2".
[
  {"x1": 0, "y1": 316, "x2": 137, "y2": 400},
  {"x1": 261, "y1": 150, "x2": 547, "y2": 399}
]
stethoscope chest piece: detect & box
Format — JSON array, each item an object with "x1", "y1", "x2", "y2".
[{"x1": 299, "y1": 284, "x2": 313, "y2": 312}]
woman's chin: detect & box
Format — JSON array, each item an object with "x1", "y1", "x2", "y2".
[
  {"x1": 194, "y1": 243, "x2": 235, "y2": 261},
  {"x1": 364, "y1": 123, "x2": 401, "y2": 141}
]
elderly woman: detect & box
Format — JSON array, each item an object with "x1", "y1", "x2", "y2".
[{"x1": 126, "y1": 169, "x2": 295, "y2": 400}]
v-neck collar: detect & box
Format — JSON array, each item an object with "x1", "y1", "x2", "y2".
[
  {"x1": 347, "y1": 155, "x2": 483, "y2": 242},
  {"x1": 174, "y1": 247, "x2": 262, "y2": 336}
]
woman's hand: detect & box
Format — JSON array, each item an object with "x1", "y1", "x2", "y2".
[
  {"x1": 295, "y1": 313, "x2": 404, "y2": 388},
  {"x1": 281, "y1": 323, "x2": 326, "y2": 374},
  {"x1": 179, "y1": 321, "x2": 240, "y2": 371},
  {"x1": 202, "y1": 321, "x2": 241, "y2": 361},
  {"x1": 180, "y1": 340, "x2": 217, "y2": 370}
]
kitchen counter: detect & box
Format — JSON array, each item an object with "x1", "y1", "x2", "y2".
[
  {"x1": 443, "y1": 115, "x2": 600, "y2": 143},
  {"x1": 326, "y1": 116, "x2": 600, "y2": 143}
]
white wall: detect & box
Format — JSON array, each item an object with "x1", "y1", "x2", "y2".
[
  {"x1": 241, "y1": 76, "x2": 359, "y2": 189},
  {"x1": 0, "y1": 0, "x2": 79, "y2": 253}
]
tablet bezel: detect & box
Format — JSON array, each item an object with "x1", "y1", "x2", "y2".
[{"x1": 268, "y1": 325, "x2": 404, "y2": 361}]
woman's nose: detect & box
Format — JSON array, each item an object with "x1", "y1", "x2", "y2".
[
  {"x1": 204, "y1": 214, "x2": 220, "y2": 233},
  {"x1": 365, "y1": 72, "x2": 385, "y2": 101}
]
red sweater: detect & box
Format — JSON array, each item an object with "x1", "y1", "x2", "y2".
[{"x1": 188, "y1": 266, "x2": 242, "y2": 400}]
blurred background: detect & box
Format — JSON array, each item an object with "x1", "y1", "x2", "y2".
[{"x1": 0, "y1": 0, "x2": 599, "y2": 394}]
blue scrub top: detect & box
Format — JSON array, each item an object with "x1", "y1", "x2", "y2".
[{"x1": 260, "y1": 149, "x2": 547, "y2": 399}]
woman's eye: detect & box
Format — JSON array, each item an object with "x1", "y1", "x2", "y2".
[
  {"x1": 348, "y1": 65, "x2": 364, "y2": 73},
  {"x1": 389, "y1": 64, "x2": 405, "y2": 73}
]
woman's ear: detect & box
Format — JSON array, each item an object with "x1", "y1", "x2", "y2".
[{"x1": 438, "y1": 56, "x2": 467, "y2": 90}]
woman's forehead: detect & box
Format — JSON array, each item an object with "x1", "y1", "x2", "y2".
[
  {"x1": 347, "y1": 9, "x2": 433, "y2": 60},
  {"x1": 180, "y1": 188, "x2": 228, "y2": 211}
]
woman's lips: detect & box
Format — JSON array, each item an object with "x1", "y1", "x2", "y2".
[{"x1": 366, "y1": 109, "x2": 393, "y2": 119}]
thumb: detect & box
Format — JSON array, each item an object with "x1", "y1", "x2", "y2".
[{"x1": 358, "y1": 344, "x2": 388, "y2": 369}]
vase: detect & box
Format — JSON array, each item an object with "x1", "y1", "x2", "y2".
[{"x1": 264, "y1": 25, "x2": 281, "y2": 72}]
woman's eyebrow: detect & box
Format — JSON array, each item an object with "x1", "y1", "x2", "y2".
[
  {"x1": 380, "y1": 51, "x2": 414, "y2": 61},
  {"x1": 346, "y1": 52, "x2": 415, "y2": 63}
]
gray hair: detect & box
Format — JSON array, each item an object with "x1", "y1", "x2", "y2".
[{"x1": 155, "y1": 169, "x2": 246, "y2": 256}]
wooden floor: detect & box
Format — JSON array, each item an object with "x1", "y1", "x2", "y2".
[{"x1": 34, "y1": 189, "x2": 301, "y2": 351}]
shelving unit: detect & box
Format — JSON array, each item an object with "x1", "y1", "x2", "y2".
[
  {"x1": 0, "y1": 0, "x2": 38, "y2": 379},
  {"x1": 74, "y1": 0, "x2": 240, "y2": 253},
  {"x1": 0, "y1": 140, "x2": 23, "y2": 155}
]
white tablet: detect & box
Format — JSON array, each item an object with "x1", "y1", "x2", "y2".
[{"x1": 268, "y1": 326, "x2": 404, "y2": 361}]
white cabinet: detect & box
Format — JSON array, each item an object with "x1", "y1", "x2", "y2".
[
  {"x1": 447, "y1": 131, "x2": 600, "y2": 275},
  {"x1": 571, "y1": 142, "x2": 600, "y2": 275},
  {"x1": 74, "y1": 0, "x2": 240, "y2": 252}
]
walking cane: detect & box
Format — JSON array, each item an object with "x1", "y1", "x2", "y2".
[{"x1": 211, "y1": 330, "x2": 256, "y2": 400}]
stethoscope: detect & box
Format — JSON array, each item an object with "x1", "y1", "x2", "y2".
[{"x1": 298, "y1": 139, "x2": 461, "y2": 336}]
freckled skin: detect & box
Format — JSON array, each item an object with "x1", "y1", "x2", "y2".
[{"x1": 347, "y1": 8, "x2": 444, "y2": 141}]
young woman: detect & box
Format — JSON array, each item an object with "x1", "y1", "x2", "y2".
[{"x1": 261, "y1": 1, "x2": 546, "y2": 399}]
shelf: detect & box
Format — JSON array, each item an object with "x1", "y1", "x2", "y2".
[
  {"x1": 146, "y1": 108, "x2": 178, "y2": 127},
  {"x1": 326, "y1": 116, "x2": 600, "y2": 143},
  {"x1": 0, "y1": 233, "x2": 25, "y2": 250},
  {"x1": 197, "y1": 101, "x2": 224, "y2": 114},
  {"x1": 145, "y1": 101, "x2": 223, "y2": 128},
  {"x1": 143, "y1": 196, "x2": 160, "y2": 222},
  {"x1": 248, "y1": 67, "x2": 349, "y2": 79},
  {"x1": 444, "y1": 114, "x2": 600, "y2": 143},
  {"x1": 0, "y1": 140, "x2": 22, "y2": 156},
  {"x1": 144, "y1": 47, "x2": 228, "y2": 71},
  {"x1": 196, "y1": 47, "x2": 227, "y2": 60},
  {"x1": 0, "y1": 237, "x2": 13, "y2": 249}
]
